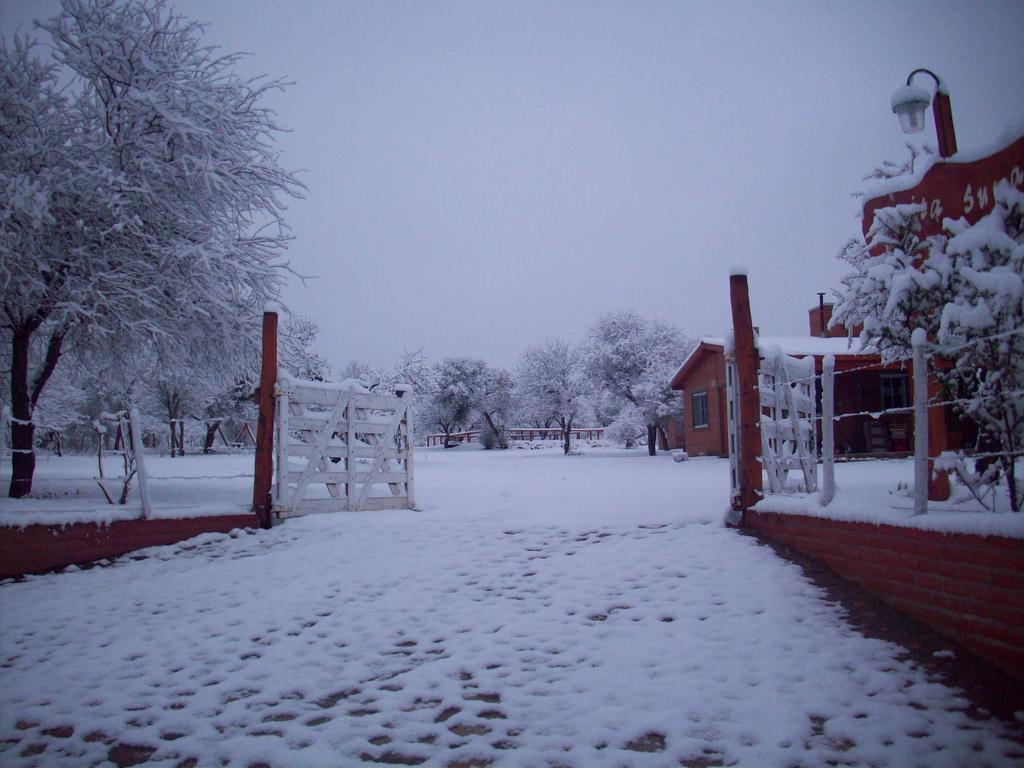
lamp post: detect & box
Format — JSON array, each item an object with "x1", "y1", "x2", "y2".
[{"x1": 890, "y1": 68, "x2": 958, "y2": 158}]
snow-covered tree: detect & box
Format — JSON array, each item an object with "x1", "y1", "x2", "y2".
[
  {"x1": 337, "y1": 360, "x2": 373, "y2": 384},
  {"x1": 1, "y1": 38, "x2": 93, "y2": 493},
  {"x1": 1, "y1": 2, "x2": 302, "y2": 496},
  {"x1": 834, "y1": 182, "x2": 1024, "y2": 511},
  {"x1": 832, "y1": 202, "x2": 936, "y2": 358},
  {"x1": 859, "y1": 142, "x2": 935, "y2": 188},
  {"x1": 475, "y1": 366, "x2": 513, "y2": 448},
  {"x1": 516, "y1": 340, "x2": 591, "y2": 454},
  {"x1": 425, "y1": 358, "x2": 477, "y2": 448},
  {"x1": 30, "y1": 373, "x2": 86, "y2": 456},
  {"x1": 426, "y1": 358, "x2": 511, "y2": 449},
  {"x1": 280, "y1": 314, "x2": 330, "y2": 382},
  {"x1": 584, "y1": 311, "x2": 693, "y2": 455}
]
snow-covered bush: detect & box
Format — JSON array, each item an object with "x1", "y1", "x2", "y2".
[
  {"x1": 834, "y1": 182, "x2": 1024, "y2": 511},
  {"x1": 604, "y1": 411, "x2": 646, "y2": 449},
  {"x1": 479, "y1": 424, "x2": 507, "y2": 450}
]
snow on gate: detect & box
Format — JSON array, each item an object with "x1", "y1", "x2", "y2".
[
  {"x1": 273, "y1": 374, "x2": 414, "y2": 517},
  {"x1": 725, "y1": 343, "x2": 818, "y2": 505},
  {"x1": 756, "y1": 346, "x2": 818, "y2": 494}
]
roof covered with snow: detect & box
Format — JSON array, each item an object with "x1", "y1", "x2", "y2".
[
  {"x1": 671, "y1": 334, "x2": 876, "y2": 389},
  {"x1": 756, "y1": 335, "x2": 873, "y2": 357},
  {"x1": 670, "y1": 338, "x2": 726, "y2": 389}
]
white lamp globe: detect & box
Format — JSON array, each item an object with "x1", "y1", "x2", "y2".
[{"x1": 891, "y1": 84, "x2": 931, "y2": 135}]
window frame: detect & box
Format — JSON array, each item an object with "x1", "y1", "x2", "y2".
[
  {"x1": 691, "y1": 390, "x2": 710, "y2": 430},
  {"x1": 880, "y1": 372, "x2": 909, "y2": 411}
]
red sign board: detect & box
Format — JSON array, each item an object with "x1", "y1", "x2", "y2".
[{"x1": 862, "y1": 133, "x2": 1024, "y2": 238}]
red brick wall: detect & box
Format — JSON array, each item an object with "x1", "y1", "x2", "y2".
[
  {"x1": 809, "y1": 304, "x2": 861, "y2": 339},
  {"x1": 746, "y1": 510, "x2": 1024, "y2": 679},
  {"x1": 0, "y1": 514, "x2": 260, "y2": 579},
  {"x1": 682, "y1": 352, "x2": 728, "y2": 457},
  {"x1": 665, "y1": 417, "x2": 685, "y2": 450}
]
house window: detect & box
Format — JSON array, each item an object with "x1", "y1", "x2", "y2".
[
  {"x1": 881, "y1": 373, "x2": 909, "y2": 411},
  {"x1": 692, "y1": 391, "x2": 709, "y2": 429}
]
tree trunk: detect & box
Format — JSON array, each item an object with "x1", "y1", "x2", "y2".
[
  {"x1": 562, "y1": 417, "x2": 572, "y2": 455},
  {"x1": 1007, "y1": 459, "x2": 1020, "y2": 513},
  {"x1": 8, "y1": 328, "x2": 35, "y2": 497},
  {"x1": 647, "y1": 423, "x2": 657, "y2": 456},
  {"x1": 657, "y1": 424, "x2": 669, "y2": 451},
  {"x1": 169, "y1": 421, "x2": 177, "y2": 458},
  {"x1": 5, "y1": 310, "x2": 67, "y2": 496},
  {"x1": 203, "y1": 421, "x2": 219, "y2": 454},
  {"x1": 482, "y1": 412, "x2": 505, "y2": 449}
]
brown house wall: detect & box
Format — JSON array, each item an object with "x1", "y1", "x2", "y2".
[
  {"x1": 682, "y1": 352, "x2": 728, "y2": 457},
  {"x1": 674, "y1": 347, "x2": 973, "y2": 460}
]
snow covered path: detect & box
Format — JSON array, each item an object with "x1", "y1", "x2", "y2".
[{"x1": 2, "y1": 448, "x2": 1022, "y2": 767}]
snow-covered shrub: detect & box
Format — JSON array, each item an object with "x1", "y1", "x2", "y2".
[
  {"x1": 479, "y1": 424, "x2": 507, "y2": 450},
  {"x1": 834, "y1": 182, "x2": 1024, "y2": 511},
  {"x1": 604, "y1": 413, "x2": 646, "y2": 448}
]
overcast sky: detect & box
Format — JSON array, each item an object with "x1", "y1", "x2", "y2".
[{"x1": 3, "y1": 1, "x2": 1024, "y2": 371}]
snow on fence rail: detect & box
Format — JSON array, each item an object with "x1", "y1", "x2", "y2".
[
  {"x1": 424, "y1": 427, "x2": 605, "y2": 447},
  {"x1": 273, "y1": 374, "x2": 414, "y2": 516},
  {"x1": 0, "y1": 409, "x2": 156, "y2": 519}
]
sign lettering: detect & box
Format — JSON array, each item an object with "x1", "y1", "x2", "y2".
[{"x1": 863, "y1": 136, "x2": 1024, "y2": 238}]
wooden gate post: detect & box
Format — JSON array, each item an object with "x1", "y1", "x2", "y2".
[
  {"x1": 252, "y1": 305, "x2": 278, "y2": 528},
  {"x1": 729, "y1": 270, "x2": 762, "y2": 519},
  {"x1": 819, "y1": 354, "x2": 835, "y2": 506}
]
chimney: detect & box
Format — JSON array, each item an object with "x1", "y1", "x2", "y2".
[{"x1": 809, "y1": 297, "x2": 838, "y2": 338}]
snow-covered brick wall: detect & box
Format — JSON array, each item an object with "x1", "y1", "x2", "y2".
[
  {"x1": 0, "y1": 515, "x2": 259, "y2": 579},
  {"x1": 745, "y1": 510, "x2": 1024, "y2": 679}
]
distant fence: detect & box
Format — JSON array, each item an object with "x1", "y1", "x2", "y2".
[{"x1": 425, "y1": 427, "x2": 604, "y2": 447}]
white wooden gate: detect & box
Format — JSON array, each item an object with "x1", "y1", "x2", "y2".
[
  {"x1": 725, "y1": 359, "x2": 743, "y2": 507},
  {"x1": 273, "y1": 374, "x2": 414, "y2": 517},
  {"x1": 758, "y1": 347, "x2": 818, "y2": 494}
]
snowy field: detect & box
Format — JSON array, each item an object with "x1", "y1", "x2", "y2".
[{"x1": 2, "y1": 445, "x2": 1023, "y2": 767}]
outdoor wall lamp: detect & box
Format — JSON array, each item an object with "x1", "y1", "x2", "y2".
[{"x1": 890, "y1": 68, "x2": 958, "y2": 157}]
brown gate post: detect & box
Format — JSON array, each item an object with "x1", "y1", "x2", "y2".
[
  {"x1": 729, "y1": 271, "x2": 762, "y2": 520},
  {"x1": 252, "y1": 306, "x2": 278, "y2": 528}
]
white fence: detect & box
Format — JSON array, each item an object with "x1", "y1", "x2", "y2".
[
  {"x1": 757, "y1": 347, "x2": 818, "y2": 495},
  {"x1": 273, "y1": 374, "x2": 414, "y2": 517},
  {"x1": 726, "y1": 327, "x2": 1024, "y2": 514}
]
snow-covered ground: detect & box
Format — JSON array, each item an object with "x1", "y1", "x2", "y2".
[
  {"x1": 1, "y1": 445, "x2": 1022, "y2": 767},
  {"x1": 0, "y1": 452, "x2": 255, "y2": 527},
  {"x1": 754, "y1": 457, "x2": 1024, "y2": 539}
]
